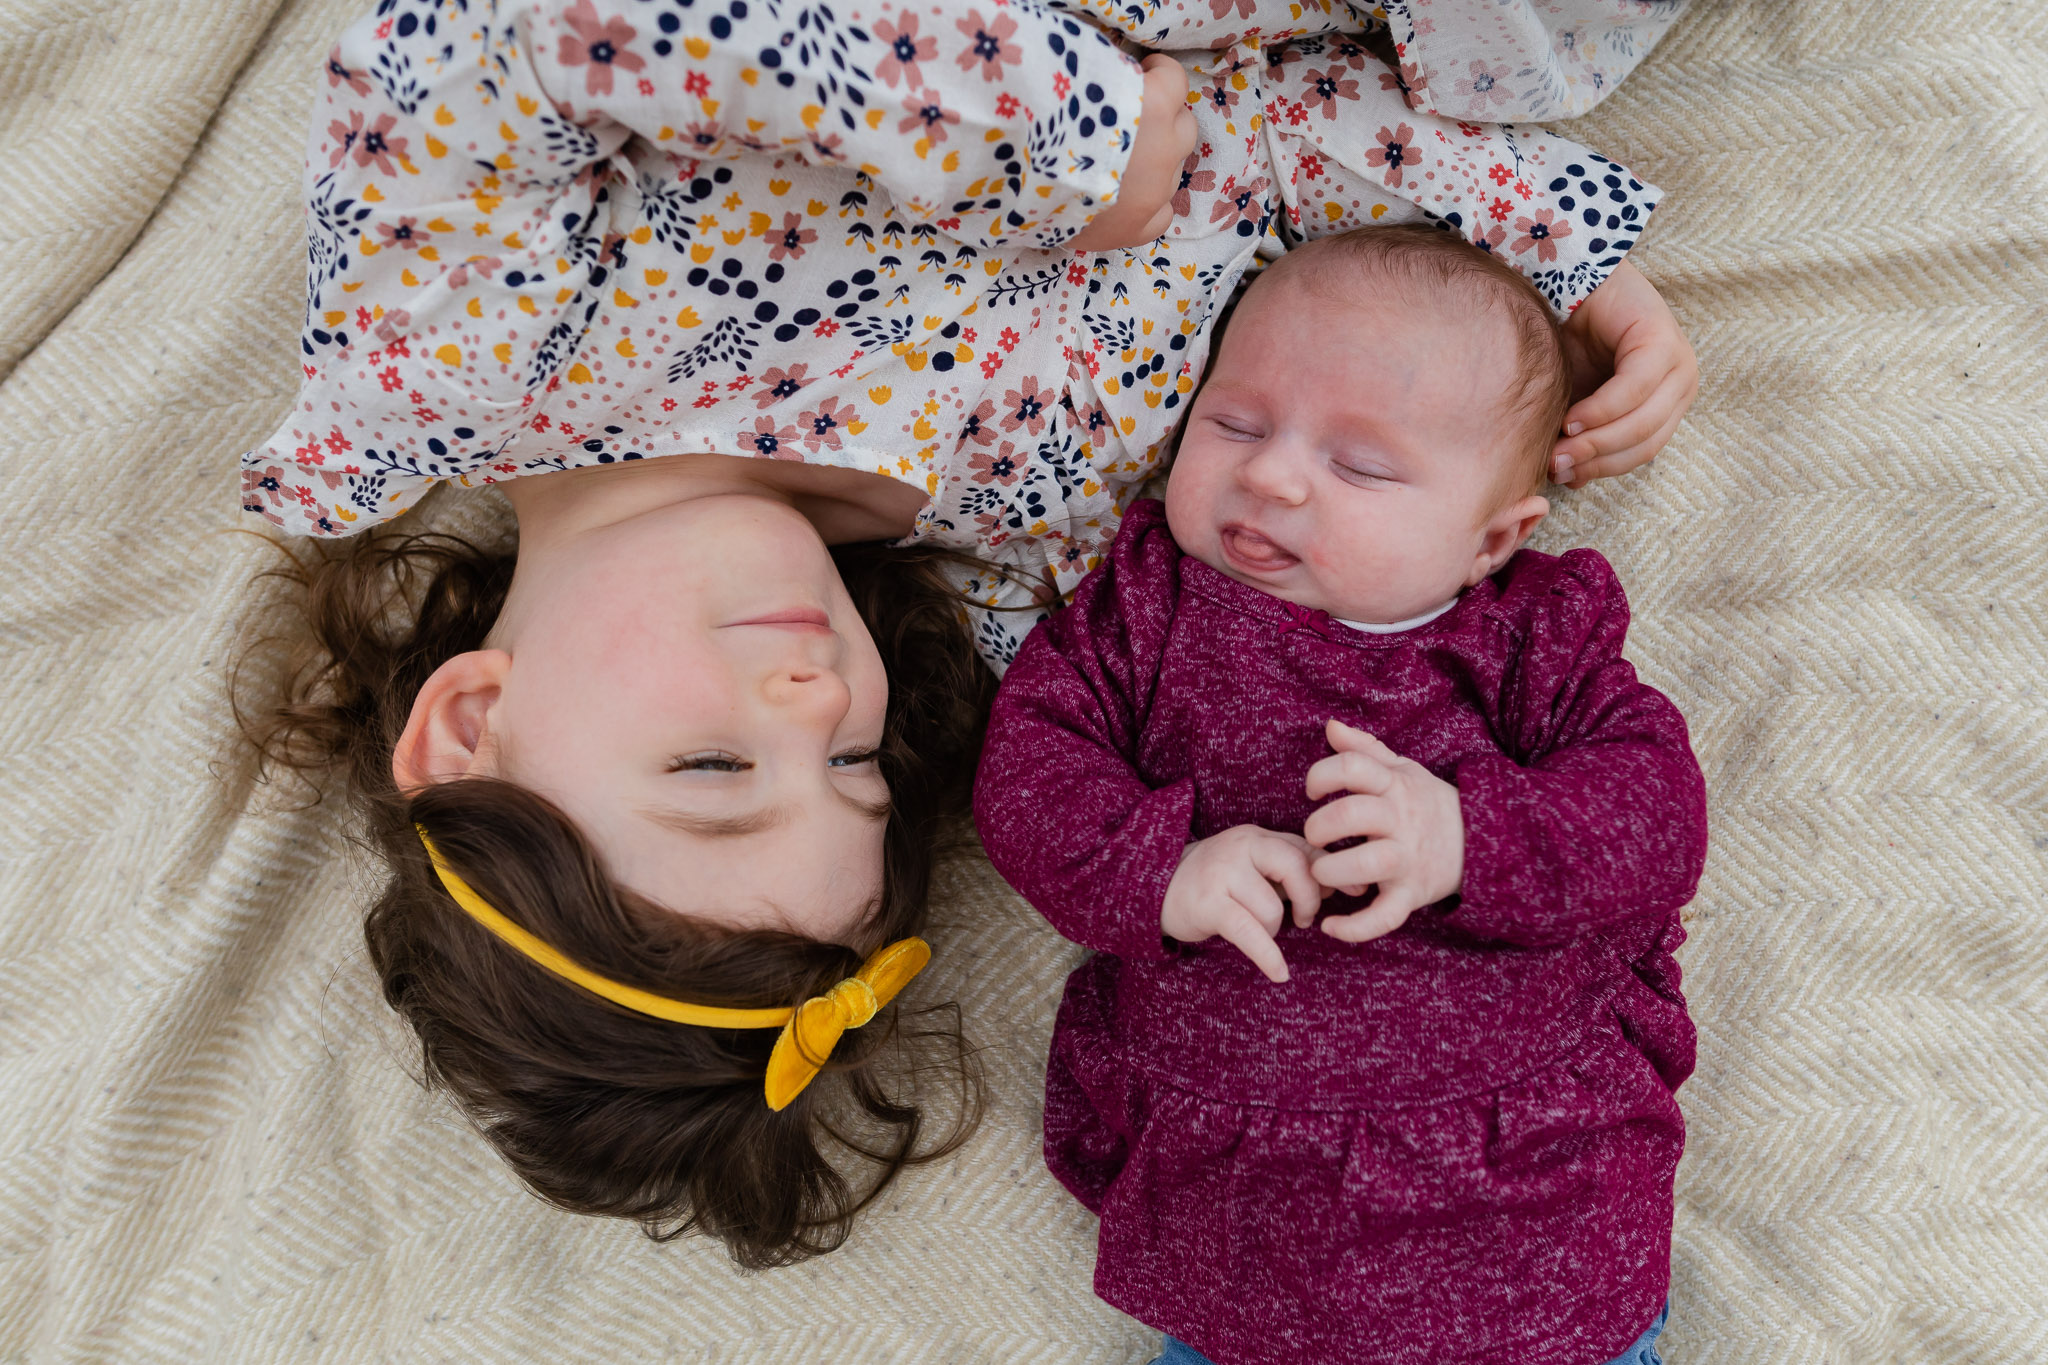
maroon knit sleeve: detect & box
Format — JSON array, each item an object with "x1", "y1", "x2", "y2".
[
  {"x1": 1449, "y1": 549, "x2": 1707, "y2": 947},
  {"x1": 972, "y1": 501, "x2": 1190, "y2": 963}
]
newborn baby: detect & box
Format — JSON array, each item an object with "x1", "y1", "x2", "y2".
[{"x1": 975, "y1": 225, "x2": 1708, "y2": 1365}]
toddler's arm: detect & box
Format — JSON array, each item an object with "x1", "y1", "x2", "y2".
[
  {"x1": 1247, "y1": 41, "x2": 1691, "y2": 475},
  {"x1": 1381, "y1": 1, "x2": 1692, "y2": 122}
]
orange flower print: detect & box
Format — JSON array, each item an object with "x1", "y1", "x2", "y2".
[
  {"x1": 871, "y1": 13, "x2": 935, "y2": 88},
  {"x1": 739, "y1": 415, "x2": 802, "y2": 459},
  {"x1": 1511, "y1": 208, "x2": 1571, "y2": 262},
  {"x1": 375, "y1": 217, "x2": 432, "y2": 251},
  {"x1": 954, "y1": 10, "x2": 1020, "y2": 82},
  {"x1": 557, "y1": 0, "x2": 645, "y2": 98},
  {"x1": 796, "y1": 396, "x2": 857, "y2": 451},
  {"x1": 754, "y1": 364, "x2": 813, "y2": 409},
  {"x1": 899, "y1": 89, "x2": 960, "y2": 144},
  {"x1": 766, "y1": 213, "x2": 816, "y2": 262},
  {"x1": 1364, "y1": 124, "x2": 1421, "y2": 189}
]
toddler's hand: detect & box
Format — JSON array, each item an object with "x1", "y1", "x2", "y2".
[
  {"x1": 1067, "y1": 55, "x2": 1196, "y2": 254},
  {"x1": 1302, "y1": 720, "x2": 1464, "y2": 944},
  {"x1": 1161, "y1": 824, "x2": 1323, "y2": 983},
  {"x1": 1552, "y1": 261, "x2": 1700, "y2": 487}
]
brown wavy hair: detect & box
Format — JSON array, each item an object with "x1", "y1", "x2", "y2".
[{"x1": 238, "y1": 526, "x2": 993, "y2": 1268}]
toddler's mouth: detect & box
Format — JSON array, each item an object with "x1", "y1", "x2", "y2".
[{"x1": 1219, "y1": 524, "x2": 1299, "y2": 575}]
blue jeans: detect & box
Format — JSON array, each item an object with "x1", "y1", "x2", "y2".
[{"x1": 1150, "y1": 1300, "x2": 1669, "y2": 1365}]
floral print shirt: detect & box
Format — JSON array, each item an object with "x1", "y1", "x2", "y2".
[{"x1": 243, "y1": 0, "x2": 1675, "y2": 667}]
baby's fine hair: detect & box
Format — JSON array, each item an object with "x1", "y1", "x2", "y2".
[
  {"x1": 1263, "y1": 223, "x2": 1572, "y2": 501},
  {"x1": 238, "y1": 529, "x2": 991, "y2": 1268}
]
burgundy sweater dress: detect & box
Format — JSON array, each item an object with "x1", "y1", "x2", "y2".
[{"x1": 974, "y1": 500, "x2": 1708, "y2": 1365}]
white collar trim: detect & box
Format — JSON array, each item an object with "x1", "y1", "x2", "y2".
[{"x1": 1334, "y1": 598, "x2": 1458, "y2": 635}]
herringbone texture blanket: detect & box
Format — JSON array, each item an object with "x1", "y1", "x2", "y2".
[{"x1": 2, "y1": 1, "x2": 2043, "y2": 1359}]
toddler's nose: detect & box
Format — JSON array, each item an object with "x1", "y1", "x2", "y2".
[{"x1": 761, "y1": 661, "x2": 853, "y2": 726}]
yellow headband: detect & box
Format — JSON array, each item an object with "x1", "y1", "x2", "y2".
[{"x1": 416, "y1": 827, "x2": 929, "y2": 1110}]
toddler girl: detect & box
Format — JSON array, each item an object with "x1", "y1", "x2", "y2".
[
  {"x1": 974, "y1": 225, "x2": 1706, "y2": 1363},
  {"x1": 244, "y1": 0, "x2": 1693, "y2": 1265}
]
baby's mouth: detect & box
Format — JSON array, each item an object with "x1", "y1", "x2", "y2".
[{"x1": 1219, "y1": 524, "x2": 1299, "y2": 575}]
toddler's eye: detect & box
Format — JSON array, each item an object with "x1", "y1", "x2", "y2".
[
  {"x1": 1333, "y1": 462, "x2": 1390, "y2": 486},
  {"x1": 668, "y1": 752, "x2": 752, "y2": 773},
  {"x1": 829, "y1": 748, "x2": 881, "y2": 769}
]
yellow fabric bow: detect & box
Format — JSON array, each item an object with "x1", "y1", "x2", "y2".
[{"x1": 417, "y1": 827, "x2": 929, "y2": 1110}]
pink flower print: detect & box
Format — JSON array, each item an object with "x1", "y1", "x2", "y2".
[
  {"x1": 1327, "y1": 37, "x2": 1371, "y2": 72},
  {"x1": 872, "y1": 13, "x2": 936, "y2": 88},
  {"x1": 1000, "y1": 381, "x2": 1055, "y2": 436},
  {"x1": 1172, "y1": 151, "x2": 1217, "y2": 218},
  {"x1": 899, "y1": 89, "x2": 960, "y2": 144},
  {"x1": 1364, "y1": 124, "x2": 1421, "y2": 189},
  {"x1": 968, "y1": 441, "x2": 1026, "y2": 486},
  {"x1": 327, "y1": 109, "x2": 366, "y2": 169},
  {"x1": 958, "y1": 398, "x2": 999, "y2": 447},
  {"x1": 1301, "y1": 67, "x2": 1360, "y2": 119},
  {"x1": 1074, "y1": 401, "x2": 1110, "y2": 444},
  {"x1": 1472, "y1": 223, "x2": 1508, "y2": 255},
  {"x1": 1453, "y1": 60, "x2": 1514, "y2": 111},
  {"x1": 681, "y1": 120, "x2": 725, "y2": 151},
  {"x1": 372, "y1": 308, "x2": 412, "y2": 344},
  {"x1": 445, "y1": 256, "x2": 502, "y2": 288},
  {"x1": 806, "y1": 131, "x2": 846, "y2": 163},
  {"x1": 954, "y1": 10, "x2": 1020, "y2": 81},
  {"x1": 242, "y1": 467, "x2": 289, "y2": 526},
  {"x1": 1200, "y1": 71, "x2": 1241, "y2": 118},
  {"x1": 754, "y1": 364, "x2": 813, "y2": 409},
  {"x1": 796, "y1": 396, "x2": 856, "y2": 452},
  {"x1": 1398, "y1": 61, "x2": 1429, "y2": 109},
  {"x1": 1209, "y1": 0, "x2": 1255, "y2": 19},
  {"x1": 1511, "y1": 208, "x2": 1571, "y2": 262},
  {"x1": 766, "y1": 212, "x2": 816, "y2": 262},
  {"x1": 325, "y1": 47, "x2": 371, "y2": 96},
  {"x1": 1207, "y1": 175, "x2": 1270, "y2": 231},
  {"x1": 557, "y1": 0, "x2": 645, "y2": 99},
  {"x1": 739, "y1": 416, "x2": 802, "y2": 459},
  {"x1": 375, "y1": 218, "x2": 432, "y2": 251}
]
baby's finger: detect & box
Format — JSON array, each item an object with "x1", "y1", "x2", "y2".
[
  {"x1": 1302, "y1": 792, "x2": 1392, "y2": 849},
  {"x1": 1317, "y1": 892, "x2": 1415, "y2": 945},
  {"x1": 1304, "y1": 749, "x2": 1393, "y2": 802},
  {"x1": 1217, "y1": 907, "x2": 1290, "y2": 983},
  {"x1": 1227, "y1": 870, "x2": 1286, "y2": 936},
  {"x1": 1555, "y1": 362, "x2": 1682, "y2": 465},
  {"x1": 1246, "y1": 836, "x2": 1323, "y2": 927},
  {"x1": 1310, "y1": 839, "x2": 1402, "y2": 893}
]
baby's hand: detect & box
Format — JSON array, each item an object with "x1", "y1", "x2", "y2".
[
  {"x1": 1552, "y1": 260, "x2": 1700, "y2": 487},
  {"x1": 1302, "y1": 720, "x2": 1464, "y2": 944},
  {"x1": 1067, "y1": 55, "x2": 1196, "y2": 254},
  {"x1": 1160, "y1": 824, "x2": 1322, "y2": 983}
]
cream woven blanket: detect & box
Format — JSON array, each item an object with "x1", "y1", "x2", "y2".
[{"x1": 3, "y1": 1, "x2": 2044, "y2": 1359}]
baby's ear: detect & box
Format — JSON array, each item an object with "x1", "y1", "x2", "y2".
[
  {"x1": 391, "y1": 650, "x2": 512, "y2": 793},
  {"x1": 1467, "y1": 494, "x2": 1549, "y2": 586}
]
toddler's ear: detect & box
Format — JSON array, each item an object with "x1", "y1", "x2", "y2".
[
  {"x1": 391, "y1": 650, "x2": 512, "y2": 794},
  {"x1": 1467, "y1": 494, "x2": 1549, "y2": 586}
]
